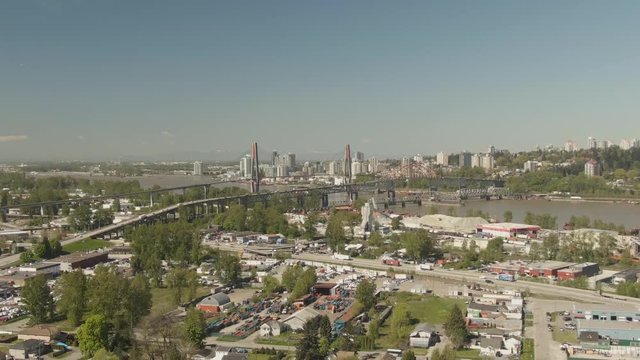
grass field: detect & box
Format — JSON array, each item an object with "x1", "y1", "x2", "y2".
[
  {"x1": 248, "y1": 355, "x2": 272, "y2": 360},
  {"x1": 456, "y1": 348, "x2": 481, "y2": 359},
  {"x1": 552, "y1": 327, "x2": 578, "y2": 345},
  {"x1": 377, "y1": 292, "x2": 466, "y2": 349},
  {"x1": 150, "y1": 286, "x2": 211, "y2": 316},
  {"x1": 62, "y1": 238, "x2": 112, "y2": 253},
  {"x1": 255, "y1": 333, "x2": 301, "y2": 346},
  {"x1": 521, "y1": 338, "x2": 535, "y2": 360}
]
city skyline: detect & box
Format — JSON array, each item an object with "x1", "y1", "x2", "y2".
[{"x1": 3, "y1": 1, "x2": 640, "y2": 161}]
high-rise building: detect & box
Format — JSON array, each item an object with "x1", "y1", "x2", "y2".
[
  {"x1": 471, "y1": 154, "x2": 481, "y2": 168},
  {"x1": 459, "y1": 152, "x2": 472, "y2": 168},
  {"x1": 481, "y1": 154, "x2": 494, "y2": 170},
  {"x1": 598, "y1": 140, "x2": 611, "y2": 150},
  {"x1": 564, "y1": 140, "x2": 577, "y2": 152},
  {"x1": 193, "y1": 161, "x2": 202, "y2": 176},
  {"x1": 587, "y1": 137, "x2": 597, "y2": 149},
  {"x1": 413, "y1": 154, "x2": 424, "y2": 163},
  {"x1": 436, "y1": 152, "x2": 449, "y2": 166},
  {"x1": 488, "y1": 145, "x2": 496, "y2": 155},
  {"x1": 239, "y1": 155, "x2": 252, "y2": 179},
  {"x1": 355, "y1": 151, "x2": 365, "y2": 162},
  {"x1": 368, "y1": 157, "x2": 378, "y2": 173},
  {"x1": 286, "y1": 153, "x2": 296, "y2": 170},
  {"x1": 271, "y1": 151, "x2": 278, "y2": 166},
  {"x1": 351, "y1": 161, "x2": 363, "y2": 176},
  {"x1": 584, "y1": 159, "x2": 600, "y2": 177}
]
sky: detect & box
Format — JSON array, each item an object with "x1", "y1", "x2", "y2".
[{"x1": 2, "y1": 1, "x2": 640, "y2": 162}]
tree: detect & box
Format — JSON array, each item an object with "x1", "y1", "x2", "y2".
[
  {"x1": 167, "y1": 267, "x2": 188, "y2": 306},
  {"x1": 326, "y1": 214, "x2": 347, "y2": 251},
  {"x1": 368, "y1": 231, "x2": 384, "y2": 247},
  {"x1": 281, "y1": 265, "x2": 300, "y2": 291},
  {"x1": 112, "y1": 198, "x2": 121, "y2": 213},
  {"x1": 401, "y1": 350, "x2": 416, "y2": 360},
  {"x1": 480, "y1": 237, "x2": 504, "y2": 263},
  {"x1": 125, "y1": 274, "x2": 152, "y2": 326},
  {"x1": 77, "y1": 314, "x2": 110, "y2": 358},
  {"x1": 20, "y1": 249, "x2": 35, "y2": 263},
  {"x1": 303, "y1": 212, "x2": 318, "y2": 239},
  {"x1": 391, "y1": 216, "x2": 402, "y2": 230},
  {"x1": 431, "y1": 346, "x2": 457, "y2": 360},
  {"x1": 183, "y1": 308, "x2": 206, "y2": 348},
  {"x1": 21, "y1": 275, "x2": 55, "y2": 324},
  {"x1": 296, "y1": 321, "x2": 323, "y2": 360},
  {"x1": 402, "y1": 230, "x2": 437, "y2": 262},
  {"x1": 355, "y1": 278, "x2": 376, "y2": 312},
  {"x1": 223, "y1": 205, "x2": 247, "y2": 231},
  {"x1": 291, "y1": 267, "x2": 317, "y2": 300},
  {"x1": 262, "y1": 275, "x2": 282, "y2": 295},
  {"x1": 50, "y1": 235, "x2": 63, "y2": 257},
  {"x1": 389, "y1": 304, "x2": 412, "y2": 342},
  {"x1": 93, "y1": 348, "x2": 120, "y2": 360},
  {"x1": 94, "y1": 208, "x2": 115, "y2": 228},
  {"x1": 503, "y1": 210, "x2": 513, "y2": 222},
  {"x1": 444, "y1": 304, "x2": 468, "y2": 349},
  {"x1": 542, "y1": 234, "x2": 560, "y2": 260},
  {"x1": 215, "y1": 252, "x2": 241, "y2": 286},
  {"x1": 56, "y1": 270, "x2": 88, "y2": 326},
  {"x1": 70, "y1": 203, "x2": 92, "y2": 231}
]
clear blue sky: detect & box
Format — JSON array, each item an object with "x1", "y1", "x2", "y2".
[{"x1": 2, "y1": 1, "x2": 640, "y2": 161}]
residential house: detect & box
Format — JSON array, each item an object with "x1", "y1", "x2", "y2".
[
  {"x1": 408, "y1": 324, "x2": 439, "y2": 348},
  {"x1": 259, "y1": 321, "x2": 288, "y2": 337}
]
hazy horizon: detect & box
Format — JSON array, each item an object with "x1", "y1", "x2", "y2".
[{"x1": 3, "y1": 1, "x2": 640, "y2": 162}]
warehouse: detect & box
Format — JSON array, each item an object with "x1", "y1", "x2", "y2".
[
  {"x1": 196, "y1": 293, "x2": 232, "y2": 313},
  {"x1": 47, "y1": 251, "x2": 109, "y2": 272},
  {"x1": 557, "y1": 262, "x2": 600, "y2": 280},
  {"x1": 477, "y1": 223, "x2": 541, "y2": 239}
]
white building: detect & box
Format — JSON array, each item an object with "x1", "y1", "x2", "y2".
[
  {"x1": 588, "y1": 136, "x2": 597, "y2": 149},
  {"x1": 564, "y1": 140, "x2": 577, "y2": 152},
  {"x1": 584, "y1": 159, "x2": 600, "y2": 177},
  {"x1": 481, "y1": 154, "x2": 494, "y2": 170},
  {"x1": 436, "y1": 152, "x2": 449, "y2": 166},
  {"x1": 351, "y1": 161, "x2": 364, "y2": 176},
  {"x1": 523, "y1": 160, "x2": 539, "y2": 172},
  {"x1": 471, "y1": 154, "x2": 481, "y2": 168},
  {"x1": 239, "y1": 155, "x2": 252, "y2": 179},
  {"x1": 193, "y1": 161, "x2": 203, "y2": 176}
]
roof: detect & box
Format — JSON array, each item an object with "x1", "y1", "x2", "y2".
[
  {"x1": 312, "y1": 282, "x2": 338, "y2": 290},
  {"x1": 48, "y1": 251, "x2": 108, "y2": 264},
  {"x1": 579, "y1": 320, "x2": 640, "y2": 331},
  {"x1": 478, "y1": 223, "x2": 541, "y2": 231},
  {"x1": 468, "y1": 302, "x2": 501, "y2": 312},
  {"x1": 19, "y1": 325, "x2": 60, "y2": 337},
  {"x1": 614, "y1": 268, "x2": 640, "y2": 278},
  {"x1": 410, "y1": 323, "x2": 436, "y2": 337},
  {"x1": 10, "y1": 339, "x2": 45, "y2": 350},
  {"x1": 19, "y1": 262, "x2": 59, "y2": 271},
  {"x1": 579, "y1": 331, "x2": 600, "y2": 342},
  {"x1": 199, "y1": 293, "x2": 231, "y2": 307},
  {"x1": 479, "y1": 337, "x2": 504, "y2": 349}
]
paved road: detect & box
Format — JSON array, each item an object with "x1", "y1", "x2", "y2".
[{"x1": 205, "y1": 337, "x2": 295, "y2": 352}]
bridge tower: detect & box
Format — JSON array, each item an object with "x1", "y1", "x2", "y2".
[
  {"x1": 344, "y1": 144, "x2": 352, "y2": 184},
  {"x1": 250, "y1": 142, "x2": 260, "y2": 193}
]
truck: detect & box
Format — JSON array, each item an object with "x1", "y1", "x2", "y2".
[
  {"x1": 416, "y1": 263, "x2": 434, "y2": 271},
  {"x1": 333, "y1": 253, "x2": 351, "y2": 261},
  {"x1": 383, "y1": 259, "x2": 401, "y2": 266},
  {"x1": 497, "y1": 273, "x2": 515, "y2": 282}
]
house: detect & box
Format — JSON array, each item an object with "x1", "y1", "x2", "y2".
[
  {"x1": 283, "y1": 307, "x2": 321, "y2": 331},
  {"x1": 191, "y1": 348, "x2": 215, "y2": 360},
  {"x1": 612, "y1": 268, "x2": 640, "y2": 285},
  {"x1": 9, "y1": 339, "x2": 51, "y2": 360},
  {"x1": 408, "y1": 324, "x2": 439, "y2": 348},
  {"x1": 18, "y1": 325, "x2": 61, "y2": 342},
  {"x1": 196, "y1": 293, "x2": 232, "y2": 313},
  {"x1": 477, "y1": 337, "x2": 504, "y2": 357},
  {"x1": 259, "y1": 320, "x2": 288, "y2": 337}
]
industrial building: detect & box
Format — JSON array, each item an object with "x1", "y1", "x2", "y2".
[
  {"x1": 196, "y1": 293, "x2": 232, "y2": 313},
  {"x1": 46, "y1": 251, "x2": 110, "y2": 272},
  {"x1": 557, "y1": 262, "x2": 600, "y2": 280},
  {"x1": 477, "y1": 223, "x2": 541, "y2": 239},
  {"x1": 489, "y1": 260, "x2": 573, "y2": 278}
]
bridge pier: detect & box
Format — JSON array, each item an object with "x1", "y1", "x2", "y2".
[
  {"x1": 350, "y1": 191, "x2": 358, "y2": 202},
  {"x1": 321, "y1": 193, "x2": 329, "y2": 208},
  {"x1": 150, "y1": 194, "x2": 154, "y2": 207}
]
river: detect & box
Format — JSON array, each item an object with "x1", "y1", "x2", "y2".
[
  {"x1": 32, "y1": 172, "x2": 640, "y2": 229},
  {"x1": 389, "y1": 199, "x2": 640, "y2": 229}
]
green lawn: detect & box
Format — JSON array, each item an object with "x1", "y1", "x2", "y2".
[
  {"x1": 521, "y1": 339, "x2": 535, "y2": 360},
  {"x1": 456, "y1": 348, "x2": 481, "y2": 359},
  {"x1": 255, "y1": 333, "x2": 302, "y2": 347},
  {"x1": 552, "y1": 328, "x2": 578, "y2": 345},
  {"x1": 248, "y1": 355, "x2": 272, "y2": 360},
  {"x1": 377, "y1": 293, "x2": 467, "y2": 349},
  {"x1": 150, "y1": 287, "x2": 211, "y2": 315},
  {"x1": 62, "y1": 238, "x2": 112, "y2": 253}
]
